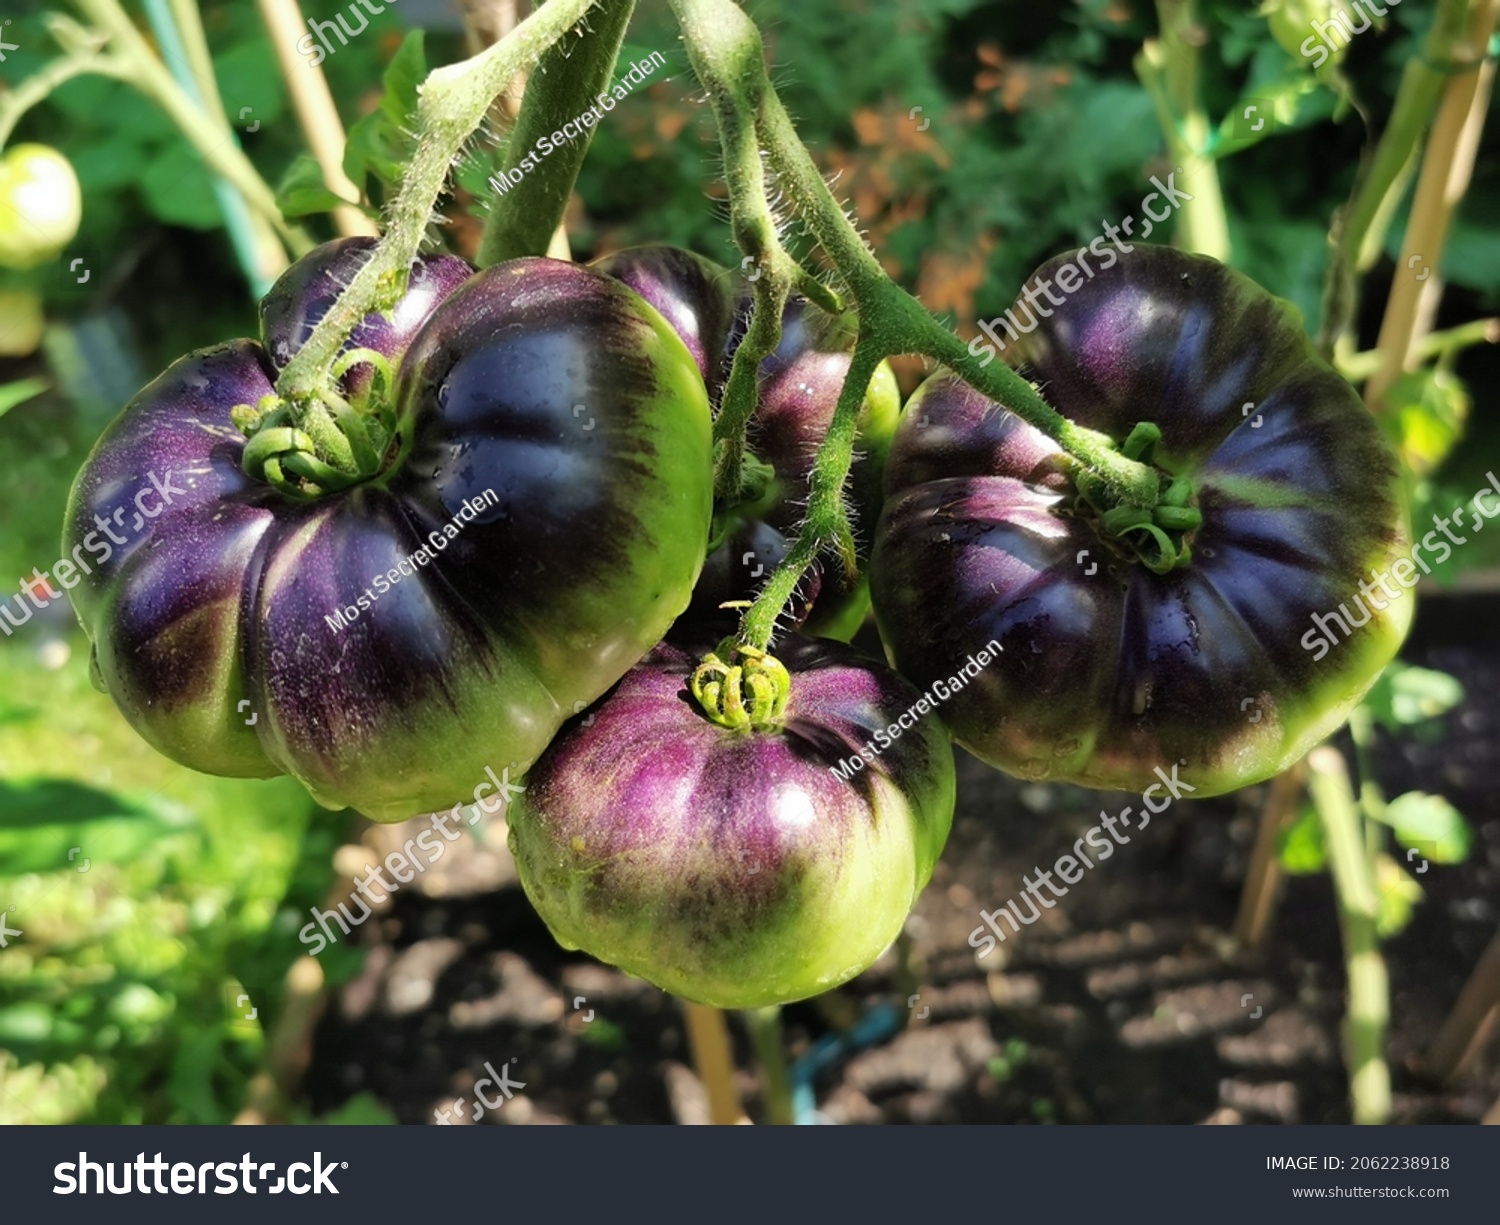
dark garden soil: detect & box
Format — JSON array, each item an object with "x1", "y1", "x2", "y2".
[{"x1": 303, "y1": 598, "x2": 1500, "y2": 1126}]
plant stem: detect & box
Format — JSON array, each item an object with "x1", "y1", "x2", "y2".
[
  {"x1": 71, "y1": 0, "x2": 311, "y2": 256},
  {"x1": 0, "y1": 49, "x2": 123, "y2": 149},
  {"x1": 1307, "y1": 745, "x2": 1391, "y2": 1125},
  {"x1": 1232, "y1": 762, "x2": 1305, "y2": 952},
  {"x1": 743, "y1": 1006, "x2": 795, "y2": 1125},
  {"x1": 672, "y1": 0, "x2": 1162, "y2": 647},
  {"x1": 143, "y1": 0, "x2": 286, "y2": 297},
  {"x1": 681, "y1": 1001, "x2": 747, "y2": 1125},
  {"x1": 670, "y1": 0, "x2": 837, "y2": 500},
  {"x1": 477, "y1": 0, "x2": 635, "y2": 266},
  {"x1": 276, "y1": 0, "x2": 598, "y2": 404},
  {"x1": 1366, "y1": 0, "x2": 1498, "y2": 410},
  {"x1": 1319, "y1": 0, "x2": 1475, "y2": 355},
  {"x1": 739, "y1": 340, "x2": 880, "y2": 650},
  {"x1": 1140, "y1": 0, "x2": 1230, "y2": 261},
  {"x1": 1337, "y1": 316, "x2": 1499, "y2": 382}
]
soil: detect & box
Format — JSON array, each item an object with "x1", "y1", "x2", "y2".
[{"x1": 303, "y1": 606, "x2": 1500, "y2": 1126}]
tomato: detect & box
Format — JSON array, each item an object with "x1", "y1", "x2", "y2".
[
  {"x1": 593, "y1": 245, "x2": 900, "y2": 639},
  {"x1": 871, "y1": 244, "x2": 1410, "y2": 797},
  {"x1": 508, "y1": 636, "x2": 956, "y2": 1008},
  {"x1": 0, "y1": 288, "x2": 45, "y2": 357},
  {"x1": 0, "y1": 144, "x2": 82, "y2": 270},
  {"x1": 63, "y1": 240, "x2": 713, "y2": 822}
]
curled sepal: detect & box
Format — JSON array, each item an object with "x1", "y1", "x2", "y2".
[{"x1": 690, "y1": 639, "x2": 792, "y2": 732}]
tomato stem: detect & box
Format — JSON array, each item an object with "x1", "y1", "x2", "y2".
[
  {"x1": 673, "y1": 0, "x2": 1165, "y2": 652},
  {"x1": 274, "y1": 0, "x2": 600, "y2": 407}
]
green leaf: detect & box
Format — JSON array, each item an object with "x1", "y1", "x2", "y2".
[
  {"x1": 0, "y1": 377, "x2": 49, "y2": 420},
  {"x1": 1277, "y1": 803, "x2": 1327, "y2": 874},
  {"x1": 315, "y1": 1091, "x2": 398, "y2": 1125},
  {"x1": 379, "y1": 30, "x2": 428, "y2": 127},
  {"x1": 1380, "y1": 367, "x2": 1470, "y2": 477},
  {"x1": 276, "y1": 155, "x2": 360, "y2": 221},
  {"x1": 1361, "y1": 663, "x2": 1465, "y2": 732},
  {"x1": 1376, "y1": 791, "x2": 1472, "y2": 865},
  {"x1": 0, "y1": 779, "x2": 192, "y2": 875},
  {"x1": 343, "y1": 31, "x2": 426, "y2": 200},
  {"x1": 211, "y1": 40, "x2": 287, "y2": 134},
  {"x1": 140, "y1": 142, "x2": 223, "y2": 230},
  {"x1": 1374, "y1": 854, "x2": 1424, "y2": 939}
]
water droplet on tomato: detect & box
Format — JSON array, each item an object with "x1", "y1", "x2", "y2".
[{"x1": 1020, "y1": 758, "x2": 1051, "y2": 781}]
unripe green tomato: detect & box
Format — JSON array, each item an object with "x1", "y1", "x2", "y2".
[
  {"x1": 1264, "y1": 0, "x2": 1354, "y2": 67},
  {"x1": 0, "y1": 289, "x2": 45, "y2": 357},
  {"x1": 0, "y1": 145, "x2": 83, "y2": 270}
]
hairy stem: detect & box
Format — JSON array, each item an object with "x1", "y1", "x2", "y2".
[
  {"x1": 478, "y1": 0, "x2": 636, "y2": 266},
  {"x1": 737, "y1": 342, "x2": 879, "y2": 651},
  {"x1": 673, "y1": 0, "x2": 1161, "y2": 648},
  {"x1": 276, "y1": 0, "x2": 598, "y2": 405}
]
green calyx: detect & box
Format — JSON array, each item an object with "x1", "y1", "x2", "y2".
[
  {"x1": 690, "y1": 639, "x2": 791, "y2": 732},
  {"x1": 233, "y1": 348, "x2": 398, "y2": 499},
  {"x1": 1074, "y1": 421, "x2": 1201, "y2": 575}
]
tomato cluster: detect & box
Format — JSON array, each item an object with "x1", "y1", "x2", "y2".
[{"x1": 66, "y1": 239, "x2": 1407, "y2": 1006}]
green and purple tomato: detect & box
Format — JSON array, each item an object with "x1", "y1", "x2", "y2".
[
  {"x1": 508, "y1": 637, "x2": 956, "y2": 1008},
  {"x1": 872, "y1": 244, "x2": 1411, "y2": 798}
]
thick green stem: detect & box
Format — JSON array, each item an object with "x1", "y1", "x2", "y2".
[
  {"x1": 1138, "y1": 0, "x2": 1230, "y2": 261},
  {"x1": 1307, "y1": 746, "x2": 1391, "y2": 1125},
  {"x1": 1318, "y1": 0, "x2": 1474, "y2": 353},
  {"x1": 0, "y1": 50, "x2": 124, "y2": 149},
  {"x1": 477, "y1": 0, "x2": 635, "y2": 266},
  {"x1": 672, "y1": 0, "x2": 1162, "y2": 646},
  {"x1": 670, "y1": 0, "x2": 839, "y2": 501},
  {"x1": 276, "y1": 0, "x2": 598, "y2": 407},
  {"x1": 743, "y1": 1006, "x2": 795, "y2": 1126},
  {"x1": 737, "y1": 342, "x2": 880, "y2": 651}
]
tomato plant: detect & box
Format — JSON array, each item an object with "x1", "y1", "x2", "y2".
[{"x1": 2, "y1": 0, "x2": 1493, "y2": 1132}]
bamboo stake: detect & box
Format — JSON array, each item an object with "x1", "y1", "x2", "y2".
[
  {"x1": 1423, "y1": 929, "x2": 1500, "y2": 1083},
  {"x1": 256, "y1": 0, "x2": 379, "y2": 238},
  {"x1": 1366, "y1": 0, "x2": 1498, "y2": 409},
  {"x1": 1233, "y1": 763, "x2": 1306, "y2": 952},
  {"x1": 681, "y1": 1002, "x2": 748, "y2": 1125}
]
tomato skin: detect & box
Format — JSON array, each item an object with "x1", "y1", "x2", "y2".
[
  {"x1": 508, "y1": 637, "x2": 956, "y2": 1008},
  {"x1": 0, "y1": 144, "x2": 82, "y2": 270},
  {"x1": 63, "y1": 245, "x2": 713, "y2": 822},
  {"x1": 592, "y1": 246, "x2": 900, "y2": 639},
  {"x1": 872, "y1": 245, "x2": 1411, "y2": 797},
  {"x1": 259, "y1": 236, "x2": 473, "y2": 396}
]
